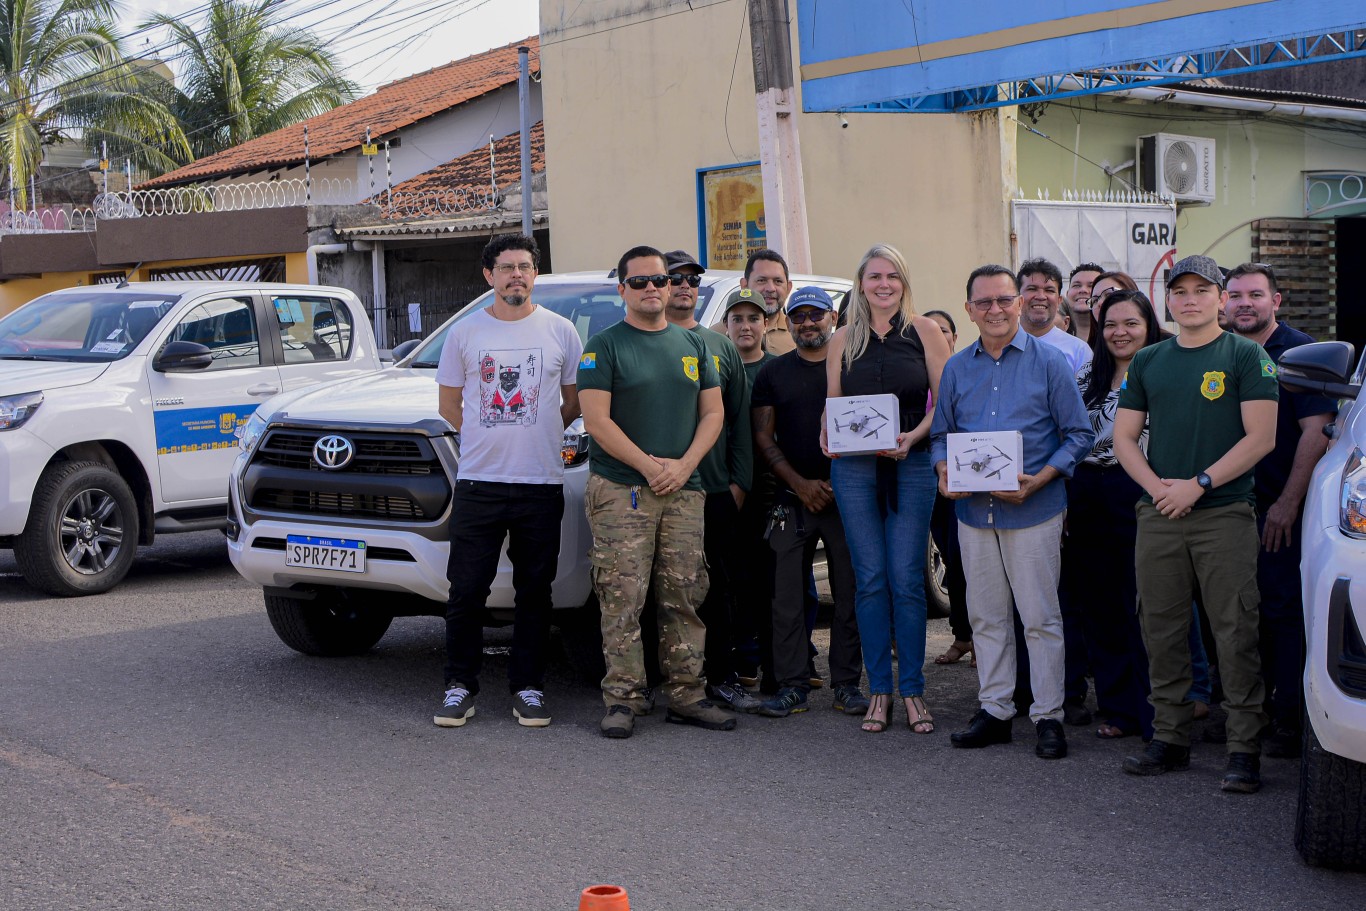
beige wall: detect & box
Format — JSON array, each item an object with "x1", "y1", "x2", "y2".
[{"x1": 539, "y1": 0, "x2": 1012, "y2": 322}]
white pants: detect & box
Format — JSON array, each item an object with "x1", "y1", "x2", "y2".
[{"x1": 957, "y1": 512, "x2": 1066, "y2": 723}]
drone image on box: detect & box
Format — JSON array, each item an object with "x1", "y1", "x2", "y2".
[
  {"x1": 833, "y1": 405, "x2": 889, "y2": 440},
  {"x1": 954, "y1": 445, "x2": 1014, "y2": 481}
]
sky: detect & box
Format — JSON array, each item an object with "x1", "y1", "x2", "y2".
[{"x1": 123, "y1": 0, "x2": 539, "y2": 93}]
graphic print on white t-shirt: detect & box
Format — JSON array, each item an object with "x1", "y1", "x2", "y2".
[{"x1": 478, "y1": 348, "x2": 542, "y2": 427}]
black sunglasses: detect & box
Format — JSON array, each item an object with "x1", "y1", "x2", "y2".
[
  {"x1": 623, "y1": 274, "x2": 671, "y2": 290},
  {"x1": 668, "y1": 273, "x2": 702, "y2": 287}
]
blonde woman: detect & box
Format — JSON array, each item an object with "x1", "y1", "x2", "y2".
[{"x1": 822, "y1": 244, "x2": 951, "y2": 733}]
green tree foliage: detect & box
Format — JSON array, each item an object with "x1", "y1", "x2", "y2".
[
  {"x1": 148, "y1": 0, "x2": 359, "y2": 160},
  {"x1": 0, "y1": 0, "x2": 190, "y2": 208}
]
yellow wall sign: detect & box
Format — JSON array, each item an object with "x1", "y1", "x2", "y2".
[
  {"x1": 700, "y1": 164, "x2": 766, "y2": 270},
  {"x1": 361, "y1": 143, "x2": 379, "y2": 156}
]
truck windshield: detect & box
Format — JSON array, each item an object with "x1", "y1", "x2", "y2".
[
  {"x1": 408, "y1": 281, "x2": 715, "y2": 367},
  {"x1": 0, "y1": 291, "x2": 180, "y2": 362}
]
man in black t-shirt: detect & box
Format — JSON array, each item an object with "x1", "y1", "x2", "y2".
[{"x1": 751, "y1": 287, "x2": 867, "y2": 717}]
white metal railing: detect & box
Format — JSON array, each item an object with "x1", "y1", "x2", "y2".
[{"x1": 0, "y1": 175, "x2": 503, "y2": 234}]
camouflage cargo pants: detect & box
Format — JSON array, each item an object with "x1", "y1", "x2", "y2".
[{"x1": 584, "y1": 474, "x2": 709, "y2": 711}]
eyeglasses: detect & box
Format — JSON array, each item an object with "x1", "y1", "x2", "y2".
[
  {"x1": 787, "y1": 309, "x2": 829, "y2": 324},
  {"x1": 623, "y1": 274, "x2": 671, "y2": 290},
  {"x1": 493, "y1": 262, "x2": 536, "y2": 275},
  {"x1": 668, "y1": 273, "x2": 702, "y2": 287},
  {"x1": 1085, "y1": 290, "x2": 1124, "y2": 306},
  {"x1": 967, "y1": 295, "x2": 1017, "y2": 313}
]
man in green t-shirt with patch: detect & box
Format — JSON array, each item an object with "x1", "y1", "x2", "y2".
[
  {"x1": 1114, "y1": 255, "x2": 1278, "y2": 793},
  {"x1": 578, "y1": 245, "x2": 732, "y2": 739}
]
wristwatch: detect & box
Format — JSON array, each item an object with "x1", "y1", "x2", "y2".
[{"x1": 1196, "y1": 472, "x2": 1213, "y2": 490}]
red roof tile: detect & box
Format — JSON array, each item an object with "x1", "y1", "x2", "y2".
[
  {"x1": 374, "y1": 122, "x2": 544, "y2": 219},
  {"x1": 141, "y1": 37, "x2": 538, "y2": 188}
]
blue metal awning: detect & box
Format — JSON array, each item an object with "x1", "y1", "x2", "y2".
[{"x1": 798, "y1": 1, "x2": 1366, "y2": 113}]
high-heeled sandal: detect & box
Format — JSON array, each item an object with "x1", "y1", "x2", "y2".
[
  {"x1": 905, "y1": 695, "x2": 935, "y2": 734},
  {"x1": 861, "y1": 694, "x2": 891, "y2": 733},
  {"x1": 934, "y1": 640, "x2": 973, "y2": 665}
]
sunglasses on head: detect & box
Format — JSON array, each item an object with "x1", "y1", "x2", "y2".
[
  {"x1": 669, "y1": 273, "x2": 702, "y2": 287},
  {"x1": 623, "y1": 274, "x2": 671, "y2": 290}
]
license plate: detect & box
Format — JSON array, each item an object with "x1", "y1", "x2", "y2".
[{"x1": 285, "y1": 535, "x2": 367, "y2": 573}]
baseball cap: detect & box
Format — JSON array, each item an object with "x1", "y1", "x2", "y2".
[
  {"x1": 785, "y1": 286, "x2": 834, "y2": 313},
  {"x1": 1166, "y1": 255, "x2": 1223, "y2": 289},
  {"x1": 722, "y1": 287, "x2": 765, "y2": 317},
  {"x1": 664, "y1": 249, "x2": 705, "y2": 273}
]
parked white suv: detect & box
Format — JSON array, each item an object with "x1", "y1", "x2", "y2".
[
  {"x1": 225, "y1": 269, "x2": 905, "y2": 664},
  {"x1": 1277, "y1": 340, "x2": 1366, "y2": 869},
  {"x1": 0, "y1": 282, "x2": 380, "y2": 596}
]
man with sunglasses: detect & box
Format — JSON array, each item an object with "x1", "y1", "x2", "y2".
[
  {"x1": 752, "y1": 287, "x2": 867, "y2": 717},
  {"x1": 434, "y1": 233, "x2": 583, "y2": 729},
  {"x1": 579, "y1": 245, "x2": 732, "y2": 739},
  {"x1": 931, "y1": 264, "x2": 1093, "y2": 760},
  {"x1": 658, "y1": 249, "x2": 760, "y2": 713},
  {"x1": 1225, "y1": 262, "x2": 1334, "y2": 760}
]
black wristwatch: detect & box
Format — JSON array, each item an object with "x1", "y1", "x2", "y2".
[{"x1": 1196, "y1": 472, "x2": 1213, "y2": 490}]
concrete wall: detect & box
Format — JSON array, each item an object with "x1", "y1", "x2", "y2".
[
  {"x1": 539, "y1": 0, "x2": 1012, "y2": 319},
  {"x1": 1014, "y1": 94, "x2": 1366, "y2": 264}
]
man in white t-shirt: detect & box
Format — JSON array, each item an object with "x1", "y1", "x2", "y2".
[
  {"x1": 432, "y1": 234, "x2": 583, "y2": 729},
  {"x1": 1018, "y1": 258, "x2": 1093, "y2": 375}
]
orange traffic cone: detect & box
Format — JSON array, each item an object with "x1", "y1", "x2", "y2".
[{"x1": 578, "y1": 884, "x2": 630, "y2": 911}]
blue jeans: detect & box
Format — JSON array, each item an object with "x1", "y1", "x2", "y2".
[{"x1": 831, "y1": 452, "x2": 935, "y2": 696}]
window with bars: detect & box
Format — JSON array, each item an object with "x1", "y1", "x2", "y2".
[
  {"x1": 92, "y1": 271, "x2": 126, "y2": 285},
  {"x1": 148, "y1": 257, "x2": 286, "y2": 283}
]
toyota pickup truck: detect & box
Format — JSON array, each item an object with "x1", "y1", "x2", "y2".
[{"x1": 0, "y1": 282, "x2": 380, "y2": 596}]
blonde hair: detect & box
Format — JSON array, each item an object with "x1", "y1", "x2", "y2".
[{"x1": 843, "y1": 243, "x2": 917, "y2": 370}]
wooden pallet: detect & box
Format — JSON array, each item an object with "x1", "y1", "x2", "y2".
[{"x1": 1250, "y1": 218, "x2": 1337, "y2": 340}]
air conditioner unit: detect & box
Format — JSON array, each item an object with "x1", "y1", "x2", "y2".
[{"x1": 1137, "y1": 132, "x2": 1216, "y2": 203}]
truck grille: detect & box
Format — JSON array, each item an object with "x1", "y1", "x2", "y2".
[{"x1": 244, "y1": 428, "x2": 450, "y2": 522}]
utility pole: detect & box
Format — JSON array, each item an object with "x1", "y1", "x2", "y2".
[
  {"x1": 747, "y1": 0, "x2": 811, "y2": 272},
  {"x1": 517, "y1": 45, "x2": 533, "y2": 237}
]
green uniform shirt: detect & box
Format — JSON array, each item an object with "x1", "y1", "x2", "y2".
[
  {"x1": 1117, "y1": 331, "x2": 1279, "y2": 509},
  {"x1": 689, "y1": 325, "x2": 753, "y2": 494},
  {"x1": 578, "y1": 321, "x2": 720, "y2": 489},
  {"x1": 742, "y1": 351, "x2": 777, "y2": 387}
]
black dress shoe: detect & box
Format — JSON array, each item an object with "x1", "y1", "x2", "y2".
[
  {"x1": 1221, "y1": 752, "x2": 1262, "y2": 793},
  {"x1": 1035, "y1": 719, "x2": 1068, "y2": 759},
  {"x1": 1122, "y1": 739, "x2": 1191, "y2": 775},
  {"x1": 950, "y1": 709, "x2": 1013, "y2": 748},
  {"x1": 1062, "y1": 700, "x2": 1093, "y2": 726}
]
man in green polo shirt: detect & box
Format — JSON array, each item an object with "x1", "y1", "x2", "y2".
[
  {"x1": 1114, "y1": 255, "x2": 1278, "y2": 792},
  {"x1": 578, "y1": 244, "x2": 733, "y2": 739}
]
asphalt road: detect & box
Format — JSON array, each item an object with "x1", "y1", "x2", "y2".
[{"x1": 2, "y1": 532, "x2": 1363, "y2": 911}]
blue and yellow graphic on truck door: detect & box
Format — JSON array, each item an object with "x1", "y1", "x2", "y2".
[{"x1": 154, "y1": 404, "x2": 258, "y2": 454}]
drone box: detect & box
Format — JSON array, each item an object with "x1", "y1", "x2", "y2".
[
  {"x1": 947, "y1": 431, "x2": 1023, "y2": 492},
  {"x1": 826, "y1": 394, "x2": 901, "y2": 457}
]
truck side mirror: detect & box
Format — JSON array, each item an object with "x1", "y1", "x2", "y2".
[
  {"x1": 154, "y1": 340, "x2": 214, "y2": 372},
  {"x1": 388, "y1": 339, "x2": 422, "y2": 363},
  {"x1": 1279, "y1": 341, "x2": 1360, "y2": 400}
]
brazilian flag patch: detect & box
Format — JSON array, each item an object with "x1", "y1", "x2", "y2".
[{"x1": 1261, "y1": 359, "x2": 1277, "y2": 378}]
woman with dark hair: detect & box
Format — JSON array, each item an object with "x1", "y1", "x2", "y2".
[
  {"x1": 1085, "y1": 271, "x2": 1139, "y2": 332},
  {"x1": 1063, "y1": 290, "x2": 1166, "y2": 739}
]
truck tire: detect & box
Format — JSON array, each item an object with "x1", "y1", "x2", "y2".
[
  {"x1": 264, "y1": 589, "x2": 393, "y2": 656},
  {"x1": 1295, "y1": 717, "x2": 1366, "y2": 870},
  {"x1": 14, "y1": 460, "x2": 140, "y2": 597},
  {"x1": 559, "y1": 594, "x2": 606, "y2": 686},
  {"x1": 924, "y1": 536, "x2": 950, "y2": 620}
]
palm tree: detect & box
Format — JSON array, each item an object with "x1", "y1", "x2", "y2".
[
  {"x1": 0, "y1": 0, "x2": 190, "y2": 208},
  {"x1": 148, "y1": 0, "x2": 359, "y2": 160}
]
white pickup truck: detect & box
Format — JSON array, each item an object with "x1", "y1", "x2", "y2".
[{"x1": 0, "y1": 282, "x2": 380, "y2": 596}]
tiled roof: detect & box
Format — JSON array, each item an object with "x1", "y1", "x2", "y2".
[
  {"x1": 389, "y1": 121, "x2": 544, "y2": 197},
  {"x1": 141, "y1": 37, "x2": 538, "y2": 188}
]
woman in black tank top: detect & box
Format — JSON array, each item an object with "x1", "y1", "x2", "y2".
[{"x1": 823, "y1": 244, "x2": 951, "y2": 734}]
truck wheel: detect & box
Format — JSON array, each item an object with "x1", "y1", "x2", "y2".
[
  {"x1": 13, "y1": 460, "x2": 140, "y2": 597},
  {"x1": 559, "y1": 594, "x2": 606, "y2": 686},
  {"x1": 1296, "y1": 717, "x2": 1366, "y2": 869},
  {"x1": 264, "y1": 589, "x2": 393, "y2": 656},
  {"x1": 924, "y1": 536, "x2": 951, "y2": 619}
]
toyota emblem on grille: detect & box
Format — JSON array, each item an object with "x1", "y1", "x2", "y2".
[{"x1": 313, "y1": 435, "x2": 355, "y2": 470}]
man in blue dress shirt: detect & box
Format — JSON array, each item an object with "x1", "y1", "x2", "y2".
[{"x1": 931, "y1": 264, "x2": 1094, "y2": 760}]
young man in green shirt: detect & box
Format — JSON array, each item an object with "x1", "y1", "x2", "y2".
[
  {"x1": 1114, "y1": 255, "x2": 1278, "y2": 792},
  {"x1": 578, "y1": 245, "x2": 732, "y2": 739}
]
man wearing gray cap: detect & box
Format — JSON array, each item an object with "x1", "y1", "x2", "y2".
[{"x1": 1113, "y1": 254, "x2": 1278, "y2": 793}]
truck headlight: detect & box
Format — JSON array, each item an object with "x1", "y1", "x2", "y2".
[
  {"x1": 237, "y1": 411, "x2": 268, "y2": 453},
  {"x1": 0, "y1": 391, "x2": 43, "y2": 430},
  {"x1": 1340, "y1": 447, "x2": 1366, "y2": 538},
  {"x1": 562, "y1": 427, "x2": 590, "y2": 467}
]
